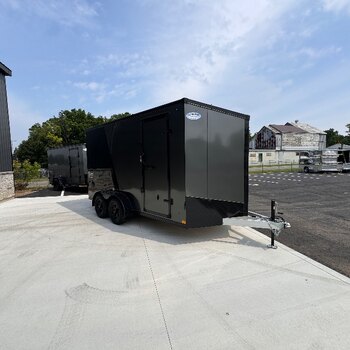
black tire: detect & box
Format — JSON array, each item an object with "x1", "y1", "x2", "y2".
[
  {"x1": 53, "y1": 179, "x2": 63, "y2": 191},
  {"x1": 94, "y1": 194, "x2": 108, "y2": 218},
  {"x1": 108, "y1": 198, "x2": 126, "y2": 225},
  {"x1": 304, "y1": 166, "x2": 309, "y2": 173}
]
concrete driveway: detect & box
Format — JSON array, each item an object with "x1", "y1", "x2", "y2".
[{"x1": 0, "y1": 195, "x2": 349, "y2": 349}]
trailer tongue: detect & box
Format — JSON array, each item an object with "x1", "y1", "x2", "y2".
[{"x1": 224, "y1": 200, "x2": 290, "y2": 249}]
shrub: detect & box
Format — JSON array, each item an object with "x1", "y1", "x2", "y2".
[{"x1": 13, "y1": 160, "x2": 41, "y2": 190}]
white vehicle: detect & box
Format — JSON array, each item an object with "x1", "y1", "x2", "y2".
[
  {"x1": 299, "y1": 150, "x2": 340, "y2": 173},
  {"x1": 335, "y1": 149, "x2": 350, "y2": 172}
]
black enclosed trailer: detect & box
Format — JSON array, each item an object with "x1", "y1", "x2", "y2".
[
  {"x1": 48, "y1": 144, "x2": 88, "y2": 190},
  {"x1": 87, "y1": 98, "x2": 249, "y2": 228}
]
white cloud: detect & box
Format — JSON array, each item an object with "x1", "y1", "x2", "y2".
[
  {"x1": 96, "y1": 53, "x2": 153, "y2": 79},
  {"x1": 73, "y1": 81, "x2": 110, "y2": 103},
  {"x1": 297, "y1": 46, "x2": 342, "y2": 59},
  {"x1": 322, "y1": 0, "x2": 350, "y2": 14},
  {"x1": 135, "y1": 0, "x2": 298, "y2": 103},
  {"x1": 0, "y1": 0, "x2": 99, "y2": 26},
  {"x1": 74, "y1": 81, "x2": 105, "y2": 91},
  {"x1": 247, "y1": 60, "x2": 350, "y2": 134},
  {"x1": 97, "y1": 53, "x2": 144, "y2": 66}
]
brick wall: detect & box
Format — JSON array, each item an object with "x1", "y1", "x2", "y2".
[{"x1": 0, "y1": 171, "x2": 14, "y2": 201}]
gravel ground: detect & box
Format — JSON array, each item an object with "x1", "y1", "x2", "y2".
[{"x1": 249, "y1": 172, "x2": 350, "y2": 277}]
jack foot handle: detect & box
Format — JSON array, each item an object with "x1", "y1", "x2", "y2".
[{"x1": 267, "y1": 244, "x2": 278, "y2": 249}]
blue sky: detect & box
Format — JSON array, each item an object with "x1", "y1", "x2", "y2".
[{"x1": 1, "y1": 0, "x2": 350, "y2": 146}]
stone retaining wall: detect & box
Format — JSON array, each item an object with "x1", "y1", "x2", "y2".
[{"x1": 0, "y1": 171, "x2": 14, "y2": 201}]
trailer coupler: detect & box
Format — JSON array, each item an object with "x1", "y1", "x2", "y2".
[{"x1": 222, "y1": 200, "x2": 290, "y2": 249}]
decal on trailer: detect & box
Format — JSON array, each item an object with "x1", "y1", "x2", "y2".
[{"x1": 186, "y1": 112, "x2": 202, "y2": 121}]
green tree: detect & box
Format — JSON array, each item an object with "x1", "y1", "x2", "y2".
[
  {"x1": 14, "y1": 123, "x2": 60, "y2": 166},
  {"x1": 345, "y1": 124, "x2": 350, "y2": 145},
  {"x1": 249, "y1": 131, "x2": 256, "y2": 140},
  {"x1": 52, "y1": 109, "x2": 106, "y2": 145},
  {"x1": 324, "y1": 128, "x2": 345, "y2": 147},
  {"x1": 14, "y1": 109, "x2": 107, "y2": 167},
  {"x1": 109, "y1": 112, "x2": 131, "y2": 121}
]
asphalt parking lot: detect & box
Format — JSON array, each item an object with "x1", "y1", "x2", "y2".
[
  {"x1": 0, "y1": 195, "x2": 349, "y2": 349},
  {"x1": 249, "y1": 172, "x2": 350, "y2": 277}
]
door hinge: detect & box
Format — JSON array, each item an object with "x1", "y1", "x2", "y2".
[{"x1": 163, "y1": 198, "x2": 173, "y2": 205}]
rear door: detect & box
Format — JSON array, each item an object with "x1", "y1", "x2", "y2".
[
  {"x1": 69, "y1": 147, "x2": 80, "y2": 184},
  {"x1": 142, "y1": 116, "x2": 170, "y2": 217}
]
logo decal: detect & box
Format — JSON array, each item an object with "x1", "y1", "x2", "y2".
[{"x1": 186, "y1": 112, "x2": 202, "y2": 121}]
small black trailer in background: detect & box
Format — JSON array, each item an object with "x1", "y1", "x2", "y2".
[
  {"x1": 87, "y1": 98, "x2": 289, "y2": 240},
  {"x1": 47, "y1": 144, "x2": 88, "y2": 190}
]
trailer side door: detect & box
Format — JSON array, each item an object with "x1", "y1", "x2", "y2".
[{"x1": 142, "y1": 116, "x2": 171, "y2": 217}]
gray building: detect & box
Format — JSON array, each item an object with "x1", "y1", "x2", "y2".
[
  {"x1": 251, "y1": 122, "x2": 326, "y2": 151},
  {"x1": 0, "y1": 61, "x2": 14, "y2": 201},
  {"x1": 249, "y1": 121, "x2": 326, "y2": 164}
]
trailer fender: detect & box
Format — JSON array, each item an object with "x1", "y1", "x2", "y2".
[
  {"x1": 92, "y1": 190, "x2": 113, "y2": 206},
  {"x1": 110, "y1": 191, "x2": 139, "y2": 218}
]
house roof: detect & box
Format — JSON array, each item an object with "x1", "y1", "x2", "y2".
[
  {"x1": 0, "y1": 62, "x2": 12, "y2": 76},
  {"x1": 287, "y1": 121, "x2": 326, "y2": 134},
  {"x1": 269, "y1": 124, "x2": 304, "y2": 134},
  {"x1": 327, "y1": 143, "x2": 350, "y2": 150}
]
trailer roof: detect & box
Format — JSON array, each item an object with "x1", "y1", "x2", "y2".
[
  {"x1": 47, "y1": 143, "x2": 86, "y2": 151},
  {"x1": 87, "y1": 98, "x2": 250, "y2": 132},
  {"x1": 184, "y1": 98, "x2": 249, "y2": 120}
]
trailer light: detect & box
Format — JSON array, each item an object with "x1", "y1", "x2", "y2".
[{"x1": 181, "y1": 220, "x2": 186, "y2": 225}]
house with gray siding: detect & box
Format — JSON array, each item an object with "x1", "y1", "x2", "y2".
[{"x1": 0, "y1": 61, "x2": 14, "y2": 201}]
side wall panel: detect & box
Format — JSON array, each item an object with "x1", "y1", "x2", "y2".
[
  {"x1": 102, "y1": 102, "x2": 186, "y2": 223},
  {"x1": 112, "y1": 117, "x2": 142, "y2": 205},
  {"x1": 208, "y1": 110, "x2": 245, "y2": 202},
  {"x1": 0, "y1": 74, "x2": 12, "y2": 172},
  {"x1": 167, "y1": 104, "x2": 186, "y2": 223},
  {"x1": 184, "y1": 105, "x2": 208, "y2": 198},
  {"x1": 86, "y1": 127, "x2": 113, "y2": 170}
]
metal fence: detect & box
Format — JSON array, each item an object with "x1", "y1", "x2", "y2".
[{"x1": 249, "y1": 161, "x2": 299, "y2": 173}]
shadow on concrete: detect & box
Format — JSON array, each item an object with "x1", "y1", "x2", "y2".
[
  {"x1": 58, "y1": 197, "x2": 268, "y2": 249},
  {"x1": 17, "y1": 187, "x2": 88, "y2": 198}
]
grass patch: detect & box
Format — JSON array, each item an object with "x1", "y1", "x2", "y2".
[{"x1": 249, "y1": 164, "x2": 299, "y2": 174}]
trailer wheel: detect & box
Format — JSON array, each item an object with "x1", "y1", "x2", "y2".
[
  {"x1": 53, "y1": 179, "x2": 62, "y2": 191},
  {"x1": 303, "y1": 166, "x2": 310, "y2": 173},
  {"x1": 94, "y1": 194, "x2": 108, "y2": 218},
  {"x1": 108, "y1": 198, "x2": 126, "y2": 225}
]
